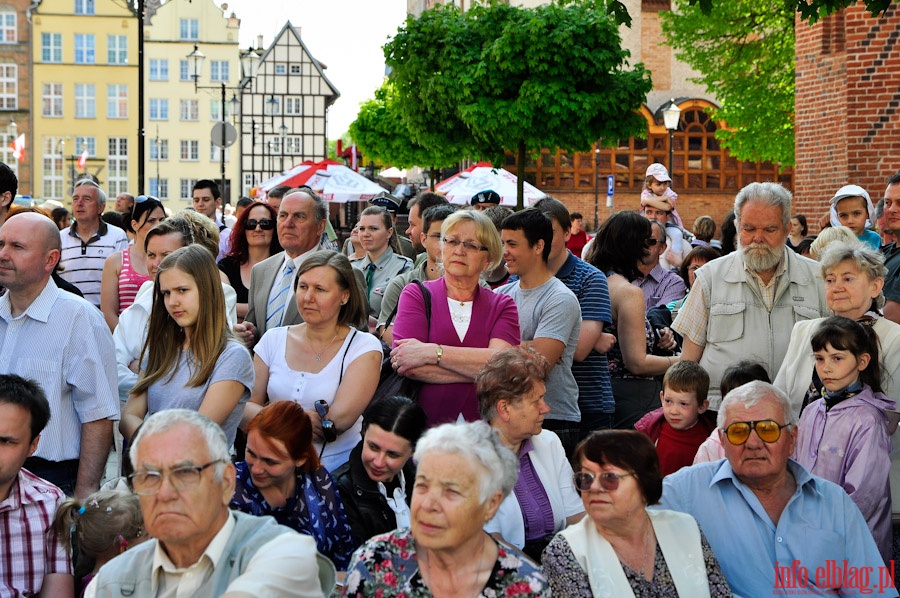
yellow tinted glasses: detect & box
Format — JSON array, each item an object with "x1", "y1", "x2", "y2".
[{"x1": 723, "y1": 420, "x2": 790, "y2": 445}]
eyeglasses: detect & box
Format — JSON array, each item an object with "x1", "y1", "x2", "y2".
[
  {"x1": 128, "y1": 459, "x2": 223, "y2": 495},
  {"x1": 573, "y1": 471, "x2": 635, "y2": 492},
  {"x1": 134, "y1": 195, "x2": 160, "y2": 204},
  {"x1": 644, "y1": 237, "x2": 659, "y2": 247},
  {"x1": 723, "y1": 420, "x2": 791, "y2": 445},
  {"x1": 442, "y1": 237, "x2": 488, "y2": 253},
  {"x1": 246, "y1": 218, "x2": 275, "y2": 231}
]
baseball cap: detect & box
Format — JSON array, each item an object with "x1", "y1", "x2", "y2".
[
  {"x1": 645, "y1": 163, "x2": 672, "y2": 183},
  {"x1": 470, "y1": 190, "x2": 501, "y2": 207}
]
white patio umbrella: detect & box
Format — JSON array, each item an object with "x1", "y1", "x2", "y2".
[
  {"x1": 436, "y1": 162, "x2": 546, "y2": 207},
  {"x1": 294, "y1": 161, "x2": 387, "y2": 203}
]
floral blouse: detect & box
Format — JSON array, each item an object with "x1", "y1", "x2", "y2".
[
  {"x1": 343, "y1": 528, "x2": 550, "y2": 597},
  {"x1": 230, "y1": 461, "x2": 357, "y2": 570},
  {"x1": 541, "y1": 532, "x2": 732, "y2": 597}
]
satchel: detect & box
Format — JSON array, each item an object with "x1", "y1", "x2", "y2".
[{"x1": 372, "y1": 279, "x2": 432, "y2": 405}]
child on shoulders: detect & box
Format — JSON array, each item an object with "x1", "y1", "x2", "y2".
[{"x1": 830, "y1": 185, "x2": 881, "y2": 251}]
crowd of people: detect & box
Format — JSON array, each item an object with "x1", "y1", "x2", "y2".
[{"x1": 1, "y1": 157, "x2": 900, "y2": 597}]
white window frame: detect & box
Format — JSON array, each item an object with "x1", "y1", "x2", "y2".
[
  {"x1": 179, "y1": 99, "x2": 198, "y2": 121},
  {"x1": 42, "y1": 136, "x2": 64, "y2": 200},
  {"x1": 0, "y1": 9, "x2": 16, "y2": 44},
  {"x1": 149, "y1": 59, "x2": 168, "y2": 81},
  {"x1": 107, "y1": 35, "x2": 127, "y2": 65},
  {"x1": 42, "y1": 83, "x2": 62, "y2": 118},
  {"x1": 108, "y1": 137, "x2": 128, "y2": 196},
  {"x1": 74, "y1": 83, "x2": 95, "y2": 118},
  {"x1": 107, "y1": 84, "x2": 127, "y2": 119},
  {"x1": 74, "y1": 136, "x2": 96, "y2": 157},
  {"x1": 41, "y1": 33, "x2": 61, "y2": 63},
  {"x1": 0, "y1": 64, "x2": 15, "y2": 110},
  {"x1": 74, "y1": 0, "x2": 94, "y2": 14},
  {"x1": 74, "y1": 34, "x2": 95, "y2": 64},
  {"x1": 149, "y1": 98, "x2": 168, "y2": 121},
  {"x1": 179, "y1": 19, "x2": 199, "y2": 41},
  {"x1": 180, "y1": 178, "x2": 198, "y2": 200},
  {"x1": 150, "y1": 138, "x2": 169, "y2": 161},
  {"x1": 180, "y1": 140, "x2": 199, "y2": 161},
  {"x1": 150, "y1": 178, "x2": 169, "y2": 200}
]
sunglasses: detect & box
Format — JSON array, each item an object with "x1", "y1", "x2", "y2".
[
  {"x1": 246, "y1": 218, "x2": 275, "y2": 231},
  {"x1": 644, "y1": 237, "x2": 659, "y2": 247},
  {"x1": 135, "y1": 195, "x2": 160, "y2": 204},
  {"x1": 314, "y1": 400, "x2": 337, "y2": 443},
  {"x1": 573, "y1": 471, "x2": 635, "y2": 492},
  {"x1": 723, "y1": 420, "x2": 790, "y2": 445}
]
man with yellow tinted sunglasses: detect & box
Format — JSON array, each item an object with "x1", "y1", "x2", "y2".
[{"x1": 657, "y1": 381, "x2": 894, "y2": 597}]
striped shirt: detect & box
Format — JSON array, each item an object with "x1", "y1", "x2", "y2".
[
  {"x1": 0, "y1": 279, "x2": 120, "y2": 461},
  {"x1": 58, "y1": 220, "x2": 129, "y2": 307},
  {"x1": 117, "y1": 246, "x2": 150, "y2": 314},
  {"x1": 0, "y1": 469, "x2": 71, "y2": 595}
]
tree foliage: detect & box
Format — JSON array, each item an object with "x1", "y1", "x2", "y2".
[
  {"x1": 348, "y1": 83, "x2": 465, "y2": 170},
  {"x1": 684, "y1": 0, "x2": 893, "y2": 23},
  {"x1": 661, "y1": 0, "x2": 795, "y2": 165},
  {"x1": 382, "y1": 0, "x2": 652, "y2": 208}
]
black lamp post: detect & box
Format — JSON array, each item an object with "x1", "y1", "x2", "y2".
[{"x1": 662, "y1": 99, "x2": 681, "y2": 174}]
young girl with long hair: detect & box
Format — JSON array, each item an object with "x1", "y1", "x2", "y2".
[
  {"x1": 120, "y1": 244, "x2": 253, "y2": 447},
  {"x1": 794, "y1": 316, "x2": 898, "y2": 565}
]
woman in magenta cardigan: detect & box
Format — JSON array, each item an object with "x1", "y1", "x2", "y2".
[{"x1": 391, "y1": 210, "x2": 520, "y2": 426}]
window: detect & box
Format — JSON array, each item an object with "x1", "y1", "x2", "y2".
[
  {"x1": 74, "y1": 83, "x2": 95, "y2": 118},
  {"x1": 0, "y1": 131, "x2": 16, "y2": 176},
  {"x1": 180, "y1": 178, "x2": 197, "y2": 200},
  {"x1": 243, "y1": 173, "x2": 255, "y2": 196},
  {"x1": 75, "y1": 0, "x2": 94, "y2": 14},
  {"x1": 149, "y1": 59, "x2": 168, "y2": 81},
  {"x1": 179, "y1": 99, "x2": 198, "y2": 121},
  {"x1": 42, "y1": 136, "x2": 64, "y2": 200},
  {"x1": 150, "y1": 138, "x2": 168, "y2": 161},
  {"x1": 275, "y1": 64, "x2": 286, "y2": 75},
  {"x1": 179, "y1": 60, "x2": 190, "y2": 82},
  {"x1": 179, "y1": 19, "x2": 199, "y2": 41},
  {"x1": 41, "y1": 33, "x2": 62, "y2": 63},
  {"x1": 0, "y1": 9, "x2": 16, "y2": 43},
  {"x1": 290, "y1": 64, "x2": 301, "y2": 75},
  {"x1": 108, "y1": 137, "x2": 128, "y2": 196},
  {"x1": 265, "y1": 97, "x2": 281, "y2": 116},
  {"x1": 285, "y1": 97, "x2": 302, "y2": 115},
  {"x1": 209, "y1": 100, "x2": 236, "y2": 122},
  {"x1": 210, "y1": 144, "x2": 229, "y2": 162},
  {"x1": 149, "y1": 98, "x2": 168, "y2": 121},
  {"x1": 180, "y1": 140, "x2": 199, "y2": 161},
  {"x1": 42, "y1": 83, "x2": 62, "y2": 117},
  {"x1": 74, "y1": 136, "x2": 96, "y2": 157},
  {"x1": 107, "y1": 84, "x2": 127, "y2": 118},
  {"x1": 210, "y1": 60, "x2": 229, "y2": 82},
  {"x1": 284, "y1": 136, "x2": 303, "y2": 155},
  {"x1": 75, "y1": 34, "x2": 95, "y2": 64},
  {"x1": 150, "y1": 178, "x2": 168, "y2": 200},
  {"x1": 0, "y1": 64, "x2": 14, "y2": 110},
  {"x1": 107, "y1": 35, "x2": 127, "y2": 65}
]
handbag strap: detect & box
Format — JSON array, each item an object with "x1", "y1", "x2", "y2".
[
  {"x1": 338, "y1": 328, "x2": 357, "y2": 386},
  {"x1": 380, "y1": 278, "x2": 432, "y2": 339}
]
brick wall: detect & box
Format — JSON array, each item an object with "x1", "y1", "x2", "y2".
[
  {"x1": 795, "y1": 5, "x2": 900, "y2": 232},
  {"x1": 549, "y1": 190, "x2": 737, "y2": 240}
]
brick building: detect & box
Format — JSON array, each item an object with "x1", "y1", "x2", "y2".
[
  {"x1": 794, "y1": 5, "x2": 900, "y2": 230},
  {"x1": 0, "y1": 0, "x2": 29, "y2": 194}
]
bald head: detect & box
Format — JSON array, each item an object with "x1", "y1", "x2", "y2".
[
  {"x1": 0, "y1": 213, "x2": 62, "y2": 298},
  {"x1": 9, "y1": 212, "x2": 60, "y2": 252}
]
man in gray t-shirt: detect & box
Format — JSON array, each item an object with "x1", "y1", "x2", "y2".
[{"x1": 497, "y1": 209, "x2": 582, "y2": 456}]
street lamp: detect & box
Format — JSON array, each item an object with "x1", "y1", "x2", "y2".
[
  {"x1": 187, "y1": 44, "x2": 254, "y2": 206},
  {"x1": 662, "y1": 99, "x2": 681, "y2": 174}
]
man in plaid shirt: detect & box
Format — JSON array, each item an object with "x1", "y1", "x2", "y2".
[{"x1": 0, "y1": 374, "x2": 72, "y2": 597}]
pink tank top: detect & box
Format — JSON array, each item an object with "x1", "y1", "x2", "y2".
[{"x1": 118, "y1": 246, "x2": 151, "y2": 313}]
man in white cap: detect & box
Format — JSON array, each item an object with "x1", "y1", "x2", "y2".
[{"x1": 830, "y1": 184, "x2": 880, "y2": 250}]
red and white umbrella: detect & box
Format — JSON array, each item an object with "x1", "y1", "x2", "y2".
[
  {"x1": 436, "y1": 162, "x2": 546, "y2": 207},
  {"x1": 291, "y1": 160, "x2": 387, "y2": 203}
]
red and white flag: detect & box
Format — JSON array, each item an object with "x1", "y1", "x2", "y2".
[
  {"x1": 77, "y1": 148, "x2": 89, "y2": 169},
  {"x1": 9, "y1": 133, "x2": 24, "y2": 162}
]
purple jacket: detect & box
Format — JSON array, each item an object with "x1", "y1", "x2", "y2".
[{"x1": 794, "y1": 385, "x2": 899, "y2": 564}]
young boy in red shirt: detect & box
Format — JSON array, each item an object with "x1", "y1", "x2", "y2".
[{"x1": 635, "y1": 360, "x2": 716, "y2": 476}]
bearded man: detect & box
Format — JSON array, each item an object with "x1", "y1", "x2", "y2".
[{"x1": 672, "y1": 182, "x2": 828, "y2": 407}]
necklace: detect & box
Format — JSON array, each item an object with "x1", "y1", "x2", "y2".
[
  {"x1": 611, "y1": 518, "x2": 654, "y2": 581},
  {"x1": 306, "y1": 327, "x2": 340, "y2": 361}
]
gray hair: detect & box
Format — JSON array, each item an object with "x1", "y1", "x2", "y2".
[
  {"x1": 73, "y1": 179, "x2": 107, "y2": 207},
  {"x1": 819, "y1": 240, "x2": 887, "y2": 281},
  {"x1": 876, "y1": 198, "x2": 886, "y2": 220},
  {"x1": 717, "y1": 381, "x2": 798, "y2": 429},
  {"x1": 809, "y1": 227, "x2": 859, "y2": 260},
  {"x1": 129, "y1": 409, "x2": 230, "y2": 482},
  {"x1": 648, "y1": 219, "x2": 666, "y2": 241},
  {"x1": 734, "y1": 182, "x2": 792, "y2": 229},
  {"x1": 414, "y1": 421, "x2": 518, "y2": 503},
  {"x1": 286, "y1": 188, "x2": 327, "y2": 223}
]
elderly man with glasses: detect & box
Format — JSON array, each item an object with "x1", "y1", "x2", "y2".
[
  {"x1": 658, "y1": 381, "x2": 894, "y2": 597},
  {"x1": 85, "y1": 409, "x2": 330, "y2": 598}
]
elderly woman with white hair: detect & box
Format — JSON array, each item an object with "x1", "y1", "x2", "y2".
[
  {"x1": 774, "y1": 241, "x2": 900, "y2": 416},
  {"x1": 343, "y1": 421, "x2": 550, "y2": 597}
]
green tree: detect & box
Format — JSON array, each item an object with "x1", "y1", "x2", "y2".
[
  {"x1": 385, "y1": 0, "x2": 652, "y2": 208},
  {"x1": 661, "y1": 0, "x2": 796, "y2": 165},
  {"x1": 685, "y1": 0, "x2": 893, "y2": 23},
  {"x1": 348, "y1": 83, "x2": 466, "y2": 181}
]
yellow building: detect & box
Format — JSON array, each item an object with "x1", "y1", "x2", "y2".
[
  {"x1": 145, "y1": 0, "x2": 241, "y2": 204},
  {"x1": 32, "y1": 0, "x2": 138, "y2": 201}
]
